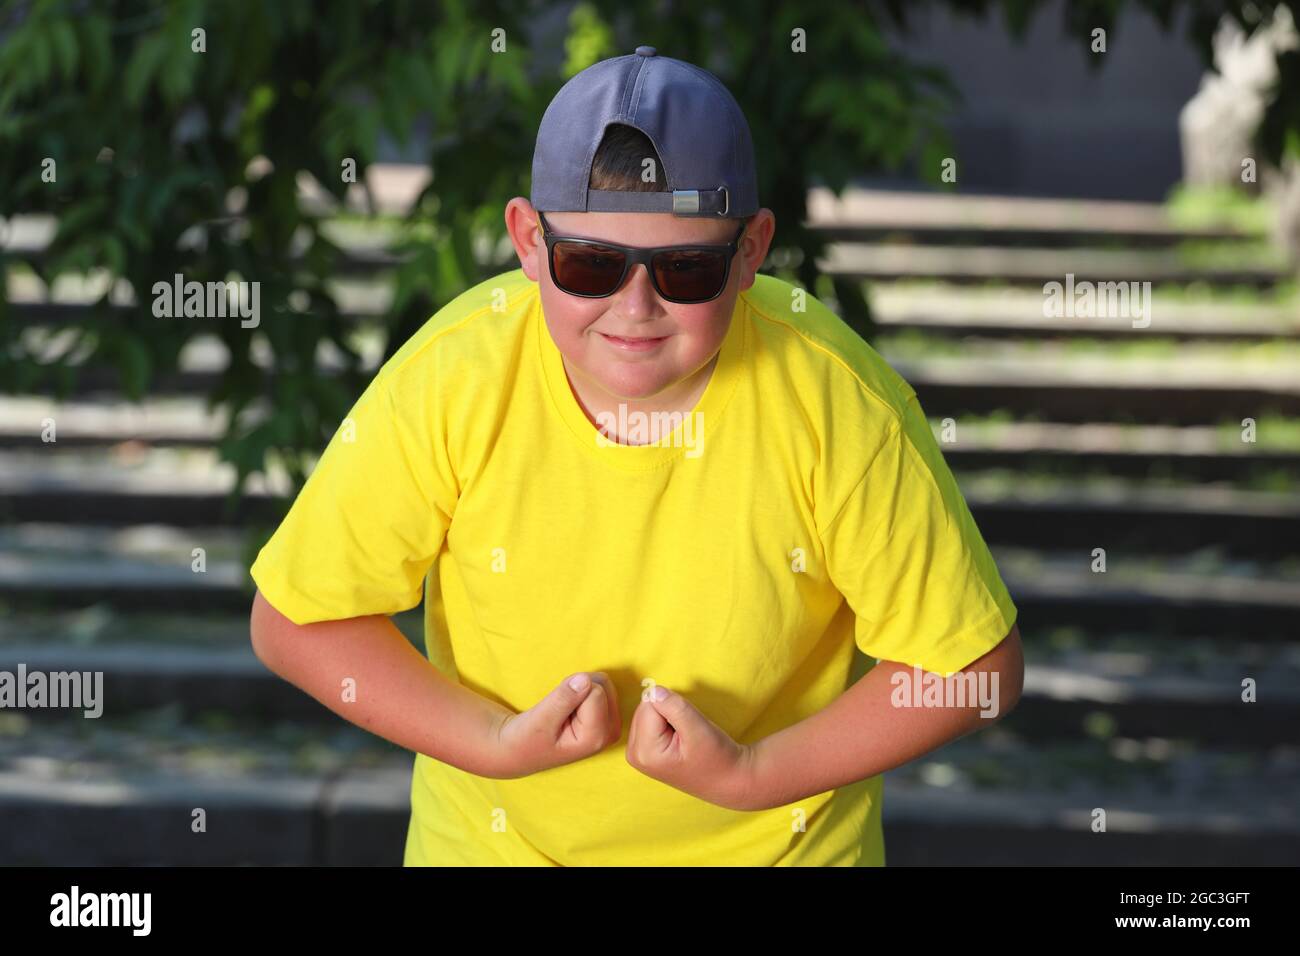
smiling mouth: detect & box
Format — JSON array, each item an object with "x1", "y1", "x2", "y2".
[{"x1": 597, "y1": 332, "x2": 670, "y2": 351}]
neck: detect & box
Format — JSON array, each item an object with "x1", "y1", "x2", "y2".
[{"x1": 562, "y1": 352, "x2": 719, "y2": 445}]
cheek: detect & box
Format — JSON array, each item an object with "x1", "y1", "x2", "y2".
[
  {"x1": 540, "y1": 287, "x2": 604, "y2": 349},
  {"x1": 665, "y1": 305, "x2": 732, "y2": 358}
]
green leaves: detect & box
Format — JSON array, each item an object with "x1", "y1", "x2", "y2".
[
  {"x1": 123, "y1": 30, "x2": 168, "y2": 107},
  {"x1": 115, "y1": 332, "x2": 153, "y2": 398},
  {"x1": 564, "y1": 2, "x2": 615, "y2": 78},
  {"x1": 48, "y1": 18, "x2": 79, "y2": 84},
  {"x1": 1260, "y1": 48, "x2": 1300, "y2": 168}
]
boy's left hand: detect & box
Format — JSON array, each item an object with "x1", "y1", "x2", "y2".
[{"x1": 625, "y1": 684, "x2": 757, "y2": 811}]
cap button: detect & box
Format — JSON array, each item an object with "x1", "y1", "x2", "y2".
[{"x1": 635, "y1": 45, "x2": 657, "y2": 56}]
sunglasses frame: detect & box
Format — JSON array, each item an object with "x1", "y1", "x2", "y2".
[{"x1": 537, "y1": 210, "x2": 748, "y2": 304}]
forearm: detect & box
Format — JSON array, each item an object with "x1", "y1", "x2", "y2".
[
  {"x1": 743, "y1": 630, "x2": 1023, "y2": 811},
  {"x1": 250, "y1": 594, "x2": 514, "y2": 777}
]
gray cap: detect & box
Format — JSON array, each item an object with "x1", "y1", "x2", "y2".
[{"x1": 530, "y1": 45, "x2": 758, "y2": 218}]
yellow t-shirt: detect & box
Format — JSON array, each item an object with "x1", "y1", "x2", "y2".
[{"x1": 249, "y1": 267, "x2": 1018, "y2": 866}]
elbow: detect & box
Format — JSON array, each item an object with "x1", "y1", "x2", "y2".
[
  {"x1": 1000, "y1": 673, "x2": 1023, "y2": 720},
  {"x1": 995, "y1": 623, "x2": 1025, "y2": 720}
]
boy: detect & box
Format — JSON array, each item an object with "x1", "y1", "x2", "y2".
[{"x1": 249, "y1": 46, "x2": 1022, "y2": 866}]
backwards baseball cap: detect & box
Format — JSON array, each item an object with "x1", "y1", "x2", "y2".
[{"x1": 530, "y1": 45, "x2": 758, "y2": 219}]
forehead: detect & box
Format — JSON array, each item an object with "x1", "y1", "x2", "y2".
[{"x1": 543, "y1": 210, "x2": 736, "y2": 246}]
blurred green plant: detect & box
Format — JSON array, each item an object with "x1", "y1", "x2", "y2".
[
  {"x1": 0, "y1": 0, "x2": 547, "y2": 506},
  {"x1": 1166, "y1": 183, "x2": 1277, "y2": 235}
]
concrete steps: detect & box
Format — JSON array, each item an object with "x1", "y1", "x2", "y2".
[
  {"x1": 0, "y1": 710, "x2": 412, "y2": 865},
  {"x1": 0, "y1": 702, "x2": 1291, "y2": 865},
  {"x1": 869, "y1": 284, "x2": 1300, "y2": 341},
  {"x1": 805, "y1": 186, "x2": 1266, "y2": 248}
]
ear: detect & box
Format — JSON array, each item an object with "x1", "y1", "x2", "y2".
[
  {"x1": 735, "y1": 209, "x2": 775, "y2": 292},
  {"x1": 504, "y1": 197, "x2": 544, "y2": 281}
]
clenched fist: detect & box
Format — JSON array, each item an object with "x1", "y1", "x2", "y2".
[
  {"x1": 625, "y1": 684, "x2": 756, "y2": 810},
  {"x1": 495, "y1": 672, "x2": 622, "y2": 777}
]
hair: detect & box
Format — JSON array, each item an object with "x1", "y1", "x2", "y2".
[
  {"x1": 588, "y1": 122, "x2": 668, "y2": 193},
  {"x1": 587, "y1": 122, "x2": 753, "y2": 228}
]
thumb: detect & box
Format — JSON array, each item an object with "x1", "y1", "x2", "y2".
[
  {"x1": 645, "y1": 684, "x2": 695, "y2": 727},
  {"x1": 641, "y1": 684, "x2": 702, "y2": 739},
  {"x1": 539, "y1": 672, "x2": 594, "y2": 724}
]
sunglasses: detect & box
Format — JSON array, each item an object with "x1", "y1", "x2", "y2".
[{"x1": 537, "y1": 210, "x2": 747, "y2": 304}]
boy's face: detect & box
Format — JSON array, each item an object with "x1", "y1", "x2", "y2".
[{"x1": 507, "y1": 199, "x2": 771, "y2": 405}]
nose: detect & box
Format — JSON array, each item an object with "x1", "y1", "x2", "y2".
[{"x1": 611, "y1": 261, "x2": 660, "y2": 316}]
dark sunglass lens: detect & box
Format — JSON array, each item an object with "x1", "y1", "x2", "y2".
[
  {"x1": 553, "y1": 242, "x2": 626, "y2": 296},
  {"x1": 653, "y1": 250, "x2": 728, "y2": 301}
]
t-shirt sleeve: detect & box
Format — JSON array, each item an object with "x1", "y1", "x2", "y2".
[
  {"x1": 249, "y1": 367, "x2": 455, "y2": 625},
  {"x1": 820, "y1": 392, "x2": 1017, "y2": 676}
]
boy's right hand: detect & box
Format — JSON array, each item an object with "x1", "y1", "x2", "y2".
[{"x1": 493, "y1": 672, "x2": 623, "y2": 778}]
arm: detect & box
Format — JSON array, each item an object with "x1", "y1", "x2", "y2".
[
  {"x1": 249, "y1": 589, "x2": 516, "y2": 778},
  {"x1": 739, "y1": 621, "x2": 1023, "y2": 811}
]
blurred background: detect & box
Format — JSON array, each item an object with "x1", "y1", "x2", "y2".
[{"x1": 1, "y1": 0, "x2": 1298, "y2": 865}]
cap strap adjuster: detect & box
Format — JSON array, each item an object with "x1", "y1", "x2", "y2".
[{"x1": 671, "y1": 186, "x2": 730, "y2": 217}]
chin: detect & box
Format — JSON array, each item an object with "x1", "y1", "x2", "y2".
[{"x1": 590, "y1": 362, "x2": 678, "y2": 401}]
